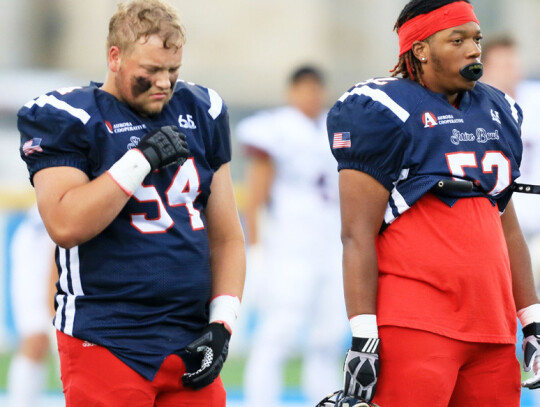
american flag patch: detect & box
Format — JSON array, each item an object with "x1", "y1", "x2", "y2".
[
  {"x1": 22, "y1": 138, "x2": 43, "y2": 156},
  {"x1": 332, "y1": 132, "x2": 351, "y2": 149}
]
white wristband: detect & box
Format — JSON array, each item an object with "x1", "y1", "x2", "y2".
[
  {"x1": 209, "y1": 295, "x2": 241, "y2": 334},
  {"x1": 518, "y1": 303, "x2": 540, "y2": 327},
  {"x1": 107, "y1": 149, "x2": 151, "y2": 196},
  {"x1": 350, "y1": 314, "x2": 378, "y2": 338}
]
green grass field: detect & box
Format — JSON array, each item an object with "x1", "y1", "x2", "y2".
[{"x1": 0, "y1": 352, "x2": 304, "y2": 392}]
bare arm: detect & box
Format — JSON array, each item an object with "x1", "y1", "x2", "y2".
[
  {"x1": 34, "y1": 167, "x2": 131, "y2": 249},
  {"x1": 243, "y1": 154, "x2": 274, "y2": 245},
  {"x1": 205, "y1": 163, "x2": 246, "y2": 300},
  {"x1": 339, "y1": 169, "x2": 390, "y2": 318},
  {"x1": 501, "y1": 199, "x2": 539, "y2": 310}
]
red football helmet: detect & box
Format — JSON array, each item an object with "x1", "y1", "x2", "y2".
[{"x1": 316, "y1": 390, "x2": 380, "y2": 407}]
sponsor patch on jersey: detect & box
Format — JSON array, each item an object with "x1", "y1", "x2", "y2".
[
  {"x1": 105, "y1": 121, "x2": 147, "y2": 134},
  {"x1": 422, "y1": 112, "x2": 438, "y2": 128},
  {"x1": 22, "y1": 138, "x2": 43, "y2": 156},
  {"x1": 333, "y1": 132, "x2": 351, "y2": 149},
  {"x1": 105, "y1": 121, "x2": 114, "y2": 134},
  {"x1": 423, "y1": 112, "x2": 464, "y2": 128}
]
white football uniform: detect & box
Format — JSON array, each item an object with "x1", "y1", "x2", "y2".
[
  {"x1": 10, "y1": 205, "x2": 55, "y2": 337},
  {"x1": 513, "y1": 81, "x2": 540, "y2": 235},
  {"x1": 7, "y1": 204, "x2": 56, "y2": 407},
  {"x1": 512, "y1": 81, "x2": 540, "y2": 293},
  {"x1": 237, "y1": 106, "x2": 348, "y2": 406}
]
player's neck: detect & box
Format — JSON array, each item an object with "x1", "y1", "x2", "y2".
[
  {"x1": 100, "y1": 74, "x2": 120, "y2": 100},
  {"x1": 420, "y1": 79, "x2": 461, "y2": 106}
]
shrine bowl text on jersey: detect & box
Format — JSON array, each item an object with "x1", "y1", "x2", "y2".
[
  {"x1": 18, "y1": 81, "x2": 231, "y2": 380},
  {"x1": 327, "y1": 77, "x2": 523, "y2": 230}
]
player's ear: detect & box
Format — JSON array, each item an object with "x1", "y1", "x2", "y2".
[
  {"x1": 108, "y1": 46, "x2": 122, "y2": 73},
  {"x1": 411, "y1": 41, "x2": 428, "y2": 63}
]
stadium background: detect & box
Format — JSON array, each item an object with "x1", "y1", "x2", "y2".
[{"x1": 0, "y1": 0, "x2": 539, "y2": 405}]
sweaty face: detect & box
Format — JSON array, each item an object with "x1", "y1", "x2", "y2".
[
  {"x1": 422, "y1": 22, "x2": 482, "y2": 96},
  {"x1": 114, "y1": 35, "x2": 183, "y2": 116}
]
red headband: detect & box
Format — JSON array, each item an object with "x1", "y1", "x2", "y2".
[{"x1": 398, "y1": 2, "x2": 479, "y2": 56}]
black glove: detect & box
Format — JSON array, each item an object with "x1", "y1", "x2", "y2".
[
  {"x1": 316, "y1": 390, "x2": 380, "y2": 407},
  {"x1": 136, "y1": 125, "x2": 190, "y2": 171},
  {"x1": 182, "y1": 323, "x2": 230, "y2": 390},
  {"x1": 337, "y1": 395, "x2": 379, "y2": 407},
  {"x1": 522, "y1": 322, "x2": 540, "y2": 389},
  {"x1": 343, "y1": 337, "x2": 380, "y2": 402}
]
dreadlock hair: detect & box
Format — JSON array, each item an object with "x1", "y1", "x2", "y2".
[{"x1": 390, "y1": 0, "x2": 472, "y2": 84}]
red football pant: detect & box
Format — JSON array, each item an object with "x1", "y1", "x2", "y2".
[
  {"x1": 57, "y1": 330, "x2": 226, "y2": 407},
  {"x1": 372, "y1": 326, "x2": 521, "y2": 407}
]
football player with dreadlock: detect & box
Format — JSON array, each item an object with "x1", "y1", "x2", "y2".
[{"x1": 325, "y1": 0, "x2": 540, "y2": 406}]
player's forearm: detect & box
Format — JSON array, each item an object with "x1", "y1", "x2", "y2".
[
  {"x1": 209, "y1": 237, "x2": 246, "y2": 300},
  {"x1": 342, "y1": 235, "x2": 379, "y2": 318},
  {"x1": 36, "y1": 172, "x2": 131, "y2": 249},
  {"x1": 501, "y1": 201, "x2": 539, "y2": 309},
  {"x1": 508, "y1": 238, "x2": 538, "y2": 310}
]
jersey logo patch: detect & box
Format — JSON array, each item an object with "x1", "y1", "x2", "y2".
[
  {"x1": 491, "y1": 109, "x2": 501, "y2": 125},
  {"x1": 422, "y1": 112, "x2": 438, "y2": 128},
  {"x1": 450, "y1": 128, "x2": 500, "y2": 145},
  {"x1": 105, "y1": 121, "x2": 147, "y2": 134},
  {"x1": 423, "y1": 112, "x2": 465, "y2": 128},
  {"x1": 22, "y1": 138, "x2": 43, "y2": 156},
  {"x1": 127, "y1": 136, "x2": 141, "y2": 150},
  {"x1": 333, "y1": 132, "x2": 351, "y2": 149},
  {"x1": 105, "y1": 121, "x2": 114, "y2": 134}
]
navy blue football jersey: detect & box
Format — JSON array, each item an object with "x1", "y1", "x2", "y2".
[
  {"x1": 327, "y1": 77, "x2": 523, "y2": 229},
  {"x1": 18, "y1": 81, "x2": 231, "y2": 379}
]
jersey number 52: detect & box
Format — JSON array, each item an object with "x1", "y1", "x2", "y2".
[{"x1": 445, "y1": 151, "x2": 511, "y2": 195}]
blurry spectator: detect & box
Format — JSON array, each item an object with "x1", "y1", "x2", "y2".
[
  {"x1": 482, "y1": 35, "x2": 540, "y2": 290},
  {"x1": 236, "y1": 65, "x2": 348, "y2": 406},
  {"x1": 7, "y1": 204, "x2": 58, "y2": 407}
]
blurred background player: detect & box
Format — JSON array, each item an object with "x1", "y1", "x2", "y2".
[
  {"x1": 7, "y1": 204, "x2": 57, "y2": 407},
  {"x1": 481, "y1": 34, "x2": 540, "y2": 293},
  {"x1": 237, "y1": 65, "x2": 348, "y2": 407}
]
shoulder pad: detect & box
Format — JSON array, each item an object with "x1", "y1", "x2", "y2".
[
  {"x1": 336, "y1": 77, "x2": 425, "y2": 124},
  {"x1": 173, "y1": 80, "x2": 226, "y2": 120}
]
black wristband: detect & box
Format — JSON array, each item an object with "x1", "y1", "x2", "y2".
[
  {"x1": 351, "y1": 337, "x2": 380, "y2": 354},
  {"x1": 523, "y1": 322, "x2": 540, "y2": 337}
]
